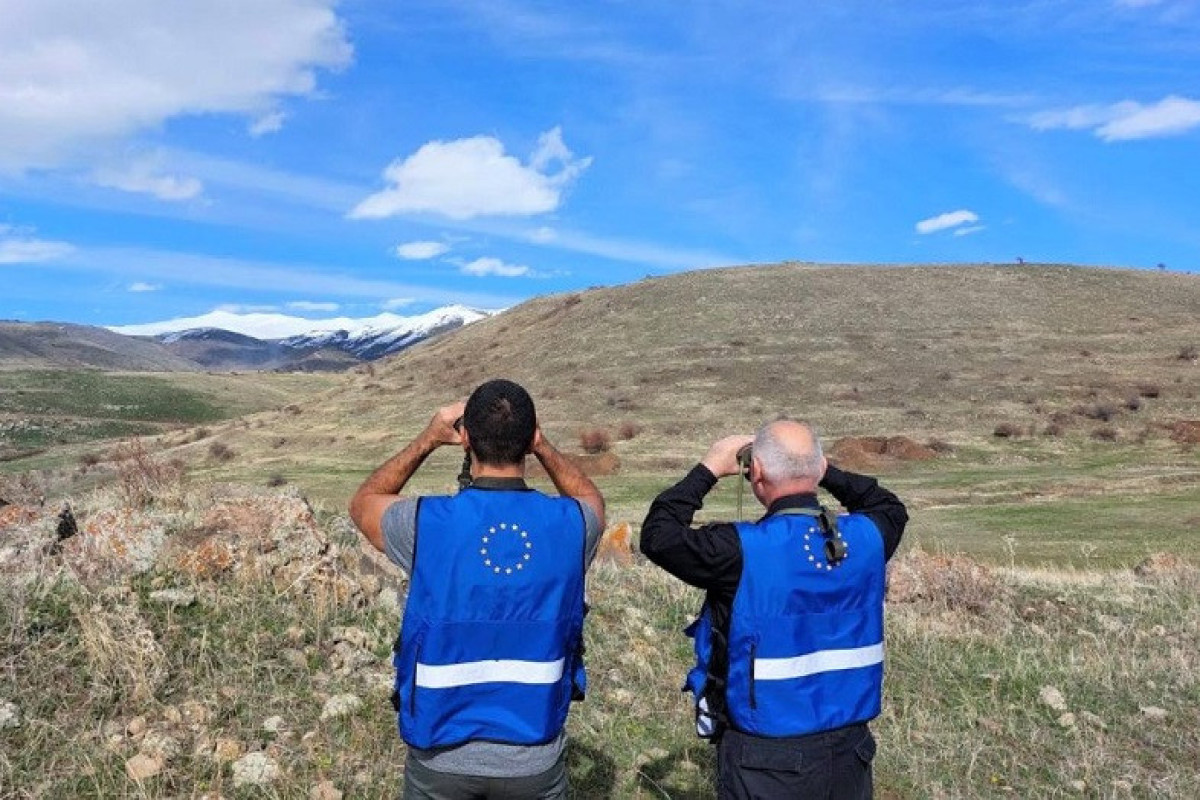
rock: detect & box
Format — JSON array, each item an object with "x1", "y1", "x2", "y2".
[
  {"x1": 126, "y1": 715, "x2": 148, "y2": 737},
  {"x1": 213, "y1": 737, "x2": 244, "y2": 762},
  {"x1": 124, "y1": 753, "x2": 164, "y2": 781},
  {"x1": 1139, "y1": 705, "x2": 1168, "y2": 721},
  {"x1": 232, "y1": 752, "x2": 281, "y2": 787},
  {"x1": 595, "y1": 522, "x2": 634, "y2": 566},
  {"x1": 1057, "y1": 712, "x2": 1076, "y2": 728},
  {"x1": 309, "y1": 781, "x2": 343, "y2": 800},
  {"x1": 181, "y1": 700, "x2": 211, "y2": 725},
  {"x1": 140, "y1": 731, "x2": 181, "y2": 761},
  {"x1": 320, "y1": 694, "x2": 362, "y2": 721},
  {"x1": 331, "y1": 626, "x2": 371, "y2": 649},
  {"x1": 375, "y1": 586, "x2": 402, "y2": 613},
  {"x1": 262, "y1": 715, "x2": 286, "y2": 733},
  {"x1": 0, "y1": 700, "x2": 21, "y2": 729},
  {"x1": 148, "y1": 589, "x2": 196, "y2": 608},
  {"x1": 1069, "y1": 780, "x2": 1087, "y2": 792},
  {"x1": 1038, "y1": 686, "x2": 1068, "y2": 713}
]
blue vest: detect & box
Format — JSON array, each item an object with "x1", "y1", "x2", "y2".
[
  {"x1": 393, "y1": 488, "x2": 587, "y2": 749},
  {"x1": 686, "y1": 509, "x2": 885, "y2": 738}
]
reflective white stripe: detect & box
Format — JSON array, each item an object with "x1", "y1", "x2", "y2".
[
  {"x1": 754, "y1": 643, "x2": 883, "y2": 681},
  {"x1": 415, "y1": 658, "x2": 565, "y2": 689}
]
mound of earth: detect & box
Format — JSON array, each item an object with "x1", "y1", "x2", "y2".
[
  {"x1": 829, "y1": 435, "x2": 939, "y2": 471},
  {"x1": 1169, "y1": 420, "x2": 1200, "y2": 444}
]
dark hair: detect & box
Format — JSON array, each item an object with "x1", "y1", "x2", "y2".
[{"x1": 463, "y1": 379, "x2": 536, "y2": 466}]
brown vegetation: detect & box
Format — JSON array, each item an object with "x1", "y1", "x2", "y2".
[
  {"x1": 829, "y1": 435, "x2": 939, "y2": 470},
  {"x1": 579, "y1": 427, "x2": 612, "y2": 454}
]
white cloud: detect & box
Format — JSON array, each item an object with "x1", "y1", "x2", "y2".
[
  {"x1": 460, "y1": 257, "x2": 531, "y2": 278},
  {"x1": 394, "y1": 241, "x2": 450, "y2": 260},
  {"x1": 128, "y1": 282, "x2": 161, "y2": 292},
  {"x1": 0, "y1": 229, "x2": 76, "y2": 264},
  {"x1": 0, "y1": 0, "x2": 352, "y2": 172},
  {"x1": 349, "y1": 126, "x2": 591, "y2": 220},
  {"x1": 952, "y1": 225, "x2": 986, "y2": 237},
  {"x1": 92, "y1": 158, "x2": 204, "y2": 201},
  {"x1": 528, "y1": 226, "x2": 557, "y2": 244},
  {"x1": 915, "y1": 210, "x2": 980, "y2": 235},
  {"x1": 249, "y1": 111, "x2": 287, "y2": 137},
  {"x1": 288, "y1": 300, "x2": 340, "y2": 312},
  {"x1": 1028, "y1": 96, "x2": 1200, "y2": 141},
  {"x1": 382, "y1": 297, "x2": 415, "y2": 310}
]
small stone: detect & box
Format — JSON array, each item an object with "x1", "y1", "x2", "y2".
[
  {"x1": 126, "y1": 715, "x2": 148, "y2": 737},
  {"x1": 181, "y1": 700, "x2": 211, "y2": 725},
  {"x1": 125, "y1": 753, "x2": 164, "y2": 781},
  {"x1": 232, "y1": 752, "x2": 281, "y2": 787},
  {"x1": 140, "y1": 731, "x2": 181, "y2": 761},
  {"x1": 1139, "y1": 705, "x2": 1168, "y2": 721},
  {"x1": 262, "y1": 715, "x2": 286, "y2": 733},
  {"x1": 1069, "y1": 780, "x2": 1087, "y2": 792},
  {"x1": 375, "y1": 587, "x2": 401, "y2": 612},
  {"x1": 286, "y1": 626, "x2": 306, "y2": 644},
  {"x1": 320, "y1": 694, "x2": 362, "y2": 721},
  {"x1": 162, "y1": 706, "x2": 183, "y2": 724},
  {"x1": 0, "y1": 700, "x2": 21, "y2": 729},
  {"x1": 310, "y1": 781, "x2": 343, "y2": 800},
  {"x1": 213, "y1": 737, "x2": 244, "y2": 762},
  {"x1": 148, "y1": 589, "x2": 196, "y2": 608},
  {"x1": 1150, "y1": 624, "x2": 1166, "y2": 637},
  {"x1": 1038, "y1": 686, "x2": 1068, "y2": 713},
  {"x1": 1057, "y1": 712, "x2": 1076, "y2": 728}
]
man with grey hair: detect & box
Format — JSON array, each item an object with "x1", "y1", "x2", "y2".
[{"x1": 641, "y1": 419, "x2": 907, "y2": 799}]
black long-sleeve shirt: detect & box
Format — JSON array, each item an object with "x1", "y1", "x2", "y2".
[{"x1": 639, "y1": 463, "x2": 908, "y2": 730}]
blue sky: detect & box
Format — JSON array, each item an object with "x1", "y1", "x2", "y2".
[{"x1": 3, "y1": 0, "x2": 1198, "y2": 327}]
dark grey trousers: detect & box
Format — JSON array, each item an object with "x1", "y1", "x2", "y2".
[
  {"x1": 716, "y1": 724, "x2": 876, "y2": 800},
  {"x1": 402, "y1": 748, "x2": 568, "y2": 800}
]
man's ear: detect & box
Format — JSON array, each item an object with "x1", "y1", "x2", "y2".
[{"x1": 460, "y1": 428, "x2": 471, "y2": 452}]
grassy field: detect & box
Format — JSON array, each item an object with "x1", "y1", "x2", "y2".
[
  {"x1": 1, "y1": 263, "x2": 1197, "y2": 796},
  {"x1": 0, "y1": 369, "x2": 341, "y2": 467},
  {"x1": 1, "y1": 483, "x2": 1196, "y2": 798}
]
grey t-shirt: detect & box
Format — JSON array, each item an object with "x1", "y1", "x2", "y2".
[{"x1": 380, "y1": 481, "x2": 603, "y2": 778}]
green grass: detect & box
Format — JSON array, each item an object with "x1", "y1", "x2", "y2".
[{"x1": 0, "y1": 370, "x2": 228, "y2": 423}]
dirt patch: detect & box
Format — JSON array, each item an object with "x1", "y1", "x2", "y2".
[
  {"x1": 595, "y1": 522, "x2": 634, "y2": 566},
  {"x1": 528, "y1": 451, "x2": 620, "y2": 478},
  {"x1": 1168, "y1": 420, "x2": 1200, "y2": 444},
  {"x1": 887, "y1": 551, "x2": 1008, "y2": 614},
  {"x1": 829, "y1": 435, "x2": 939, "y2": 471}
]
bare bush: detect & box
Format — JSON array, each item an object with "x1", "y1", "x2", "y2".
[
  {"x1": 76, "y1": 602, "x2": 167, "y2": 704},
  {"x1": 78, "y1": 451, "x2": 102, "y2": 467},
  {"x1": 1075, "y1": 403, "x2": 1118, "y2": 422},
  {"x1": 1091, "y1": 426, "x2": 1119, "y2": 442},
  {"x1": 267, "y1": 474, "x2": 287, "y2": 487},
  {"x1": 208, "y1": 442, "x2": 236, "y2": 462},
  {"x1": 993, "y1": 422, "x2": 1023, "y2": 439},
  {"x1": 1124, "y1": 395, "x2": 1143, "y2": 412},
  {"x1": 579, "y1": 428, "x2": 612, "y2": 454},
  {"x1": 1177, "y1": 344, "x2": 1198, "y2": 362},
  {"x1": 1042, "y1": 422, "x2": 1065, "y2": 437},
  {"x1": 1136, "y1": 383, "x2": 1161, "y2": 399},
  {"x1": 113, "y1": 439, "x2": 183, "y2": 509},
  {"x1": 617, "y1": 421, "x2": 642, "y2": 441}
]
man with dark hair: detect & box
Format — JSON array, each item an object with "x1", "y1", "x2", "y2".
[
  {"x1": 640, "y1": 419, "x2": 907, "y2": 799},
  {"x1": 350, "y1": 378, "x2": 605, "y2": 799}
]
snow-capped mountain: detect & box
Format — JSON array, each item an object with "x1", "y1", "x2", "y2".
[{"x1": 107, "y1": 305, "x2": 492, "y2": 370}]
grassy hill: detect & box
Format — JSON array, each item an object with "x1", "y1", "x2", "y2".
[
  {"x1": 168, "y1": 262, "x2": 1200, "y2": 567},
  {"x1": 0, "y1": 322, "x2": 199, "y2": 372},
  {"x1": 2, "y1": 262, "x2": 1198, "y2": 798}
]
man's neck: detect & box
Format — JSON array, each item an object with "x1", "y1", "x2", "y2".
[{"x1": 472, "y1": 461, "x2": 526, "y2": 480}]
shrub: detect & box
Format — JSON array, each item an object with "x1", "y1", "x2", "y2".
[
  {"x1": 1137, "y1": 383, "x2": 1161, "y2": 399},
  {"x1": 113, "y1": 439, "x2": 183, "y2": 509},
  {"x1": 208, "y1": 442, "x2": 236, "y2": 462},
  {"x1": 1124, "y1": 395, "x2": 1143, "y2": 412},
  {"x1": 617, "y1": 421, "x2": 642, "y2": 441},
  {"x1": 1075, "y1": 403, "x2": 1117, "y2": 422},
  {"x1": 191, "y1": 427, "x2": 210, "y2": 443},
  {"x1": 1177, "y1": 344, "x2": 1198, "y2": 362},
  {"x1": 267, "y1": 474, "x2": 287, "y2": 487},
  {"x1": 1091, "y1": 426, "x2": 1119, "y2": 442},
  {"x1": 579, "y1": 428, "x2": 612, "y2": 454},
  {"x1": 993, "y1": 423, "x2": 1023, "y2": 439},
  {"x1": 78, "y1": 451, "x2": 102, "y2": 467},
  {"x1": 1042, "y1": 422, "x2": 1065, "y2": 437}
]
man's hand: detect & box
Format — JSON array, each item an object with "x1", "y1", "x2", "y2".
[
  {"x1": 702, "y1": 434, "x2": 754, "y2": 478},
  {"x1": 424, "y1": 400, "x2": 466, "y2": 447}
]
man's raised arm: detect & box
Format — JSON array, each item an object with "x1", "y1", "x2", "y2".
[{"x1": 531, "y1": 430, "x2": 605, "y2": 529}]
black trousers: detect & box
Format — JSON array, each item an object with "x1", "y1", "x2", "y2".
[{"x1": 716, "y1": 724, "x2": 876, "y2": 800}]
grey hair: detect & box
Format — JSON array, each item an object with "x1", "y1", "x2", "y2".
[{"x1": 752, "y1": 418, "x2": 824, "y2": 483}]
